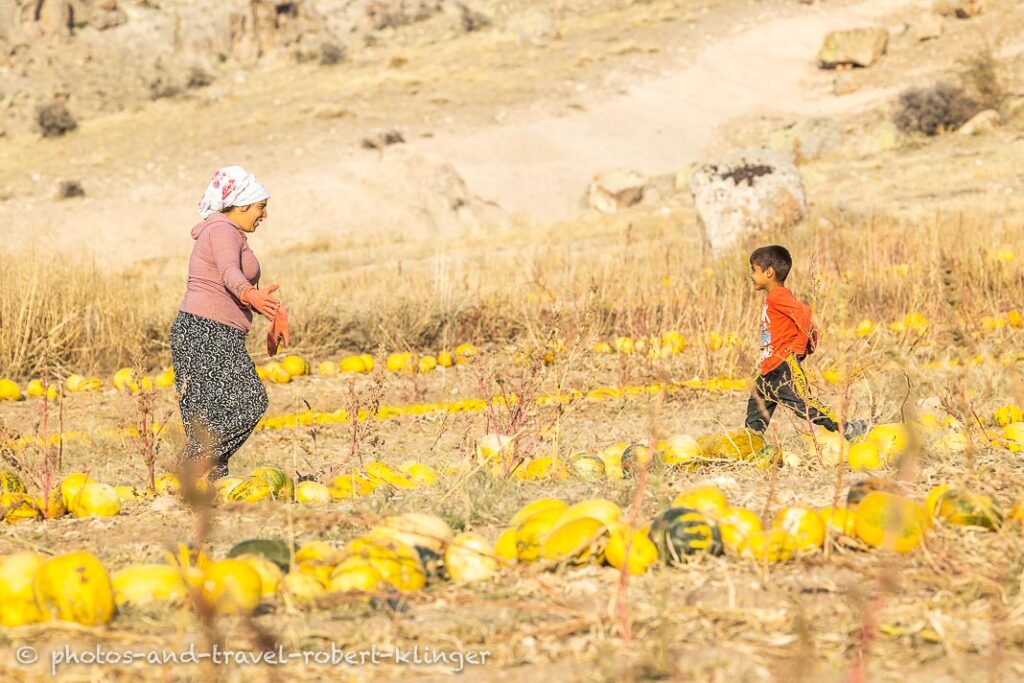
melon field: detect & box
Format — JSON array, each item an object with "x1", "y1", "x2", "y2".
[
  {"x1": 4, "y1": 208, "x2": 1024, "y2": 682},
  {"x1": 4, "y1": 0, "x2": 1024, "y2": 681}
]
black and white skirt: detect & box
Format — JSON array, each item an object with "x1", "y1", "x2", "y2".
[{"x1": 169, "y1": 311, "x2": 267, "y2": 480}]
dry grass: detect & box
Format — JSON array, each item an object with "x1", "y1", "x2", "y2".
[{"x1": 2, "y1": 208, "x2": 1021, "y2": 384}]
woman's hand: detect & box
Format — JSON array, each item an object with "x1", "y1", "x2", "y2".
[
  {"x1": 267, "y1": 305, "x2": 291, "y2": 356},
  {"x1": 240, "y1": 284, "x2": 282, "y2": 321}
]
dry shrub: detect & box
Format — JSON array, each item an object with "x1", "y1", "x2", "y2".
[
  {"x1": 893, "y1": 83, "x2": 980, "y2": 136},
  {"x1": 958, "y1": 46, "x2": 1006, "y2": 111},
  {"x1": 35, "y1": 102, "x2": 77, "y2": 138}
]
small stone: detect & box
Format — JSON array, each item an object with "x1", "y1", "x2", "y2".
[
  {"x1": 933, "y1": 0, "x2": 984, "y2": 18},
  {"x1": 588, "y1": 169, "x2": 647, "y2": 214},
  {"x1": 958, "y1": 109, "x2": 1000, "y2": 136},
  {"x1": 818, "y1": 28, "x2": 889, "y2": 68}
]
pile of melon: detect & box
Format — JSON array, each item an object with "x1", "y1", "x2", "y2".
[{"x1": 0, "y1": 512, "x2": 500, "y2": 628}]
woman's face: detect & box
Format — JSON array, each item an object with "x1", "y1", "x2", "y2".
[{"x1": 235, "y1": 201, "x2": 268, "y2": 233}]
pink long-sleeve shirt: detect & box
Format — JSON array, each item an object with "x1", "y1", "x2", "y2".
[{"x1": 179, "y1": 214, "x2": 260, "y2": 333}]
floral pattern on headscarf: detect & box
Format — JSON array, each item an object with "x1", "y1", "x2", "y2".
[{"x1": 198, "y1": 166, "x2": 270, "y2": 219}]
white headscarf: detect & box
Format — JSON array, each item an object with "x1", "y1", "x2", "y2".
[{"x1": 197, "y1": 166, "x2": 270, "y2": 219}]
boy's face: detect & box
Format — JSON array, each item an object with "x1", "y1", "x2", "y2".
[{"x1": 749, "y1": 262, "x2": 774, "y2": 291}]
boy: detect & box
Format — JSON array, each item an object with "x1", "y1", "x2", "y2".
[{"x1": 744, "y1": 245, "x2": 867, "y2": 440}]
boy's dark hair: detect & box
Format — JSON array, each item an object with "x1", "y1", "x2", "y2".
[{"x1": 750, "y1": 245, "x2": 793, "y2": 283}]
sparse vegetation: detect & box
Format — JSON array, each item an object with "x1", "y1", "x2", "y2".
[
  {"x1": 35, "y1": 102, "x2": 77, "y2": 138},
  {"x1": 893, "y1": 82, "x2": 980, "y2": 136}
]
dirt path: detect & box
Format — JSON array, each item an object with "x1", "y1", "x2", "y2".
[{"x1": 414, "y1": 0, "x2": 916, "y2": 221}]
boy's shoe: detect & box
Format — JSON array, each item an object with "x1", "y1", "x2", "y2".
[{"x1": 843, "y1": 419, "x2": 869, "y2": 442}]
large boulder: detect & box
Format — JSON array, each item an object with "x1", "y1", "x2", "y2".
[
  {"x1": 818, "y1": 28, "x2": 889, "y2": 68},
  {"x1": 689, "y1": 150, "x2": 807, "y2": 255},
  {"x1": 588, "y1": 170, "x2": 647, "y2": 214}
]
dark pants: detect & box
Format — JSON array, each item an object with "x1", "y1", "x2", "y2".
[
  {"x1": 745, "y1": 355, "x2": 842, "y2": 435},
  {"x1": 170, "y1": 312, "x2": 268, "y2": 480}
]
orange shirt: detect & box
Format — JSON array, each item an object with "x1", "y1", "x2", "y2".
[{"x1": 758, "y1": 287, "x2": 817, "y2": 375}]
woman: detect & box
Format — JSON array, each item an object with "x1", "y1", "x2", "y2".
[{"x1": 170, "y1": 166, "x2": 290, "y2": 481}]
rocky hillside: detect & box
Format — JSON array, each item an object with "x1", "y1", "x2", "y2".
[{"x1": 0, "y1": 0, "x2": 504, "y2": 135}]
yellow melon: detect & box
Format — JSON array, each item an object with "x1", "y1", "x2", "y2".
[
  {"x1": 154, "y1": 473, "x2": 181, "y2": 496},
  {"x1": 553, "y1": 499, "x2": 621, "y2": 528},
  {"x1": 329, "y1": 556, "x2": 384, "y2": 593},
  {"x1": 818, "y1": 507, "x2": 858, "y2": 536},
  {"x1": 495, "y1": 528, "x2": 517, "y2": 565},
  {"x1": 739, "y1": 529, "x2": 796, "y2": 563},
  {"x1": 568, "y1": 453, "x2": 606, "y2": 480},
  {"x1": 200, "y1": 559, "x2": 263, "y2": 615},
  {"x1": 374, "y1": 512, "x2": 454, "y2": 553},
  {"x1": 294, "y1": 481, "x2": 331, "y2": 504},
  {"x1": 59, "y1": 473, "x2": 95, "y2": 510},
  {"x1": 660, "y1": 434, "x2": 702, "y2": 466},
  {"x1": 540, "y1": 517, "x2": 607, "y2": 564},
  {"x1": 719, "y1": 507, "x2": 763, "y2": 553},
  {"x1": 672, "y1": 485, "x2": 729, "y2": 519},
  {"x1": 514, "y1": 508, "x2": 564, "y2": 563},
  {"x1": 854, "y1": 492, "x2": 928, "y2": 553},
  {"x1": 317, "y1": 361, "x2": 339, "y2": 376},
  {"x1": 994, "y1": 405, "x2": 1023, "y2": 427},
  {"x1": 0, "y1": 378, "x2": 23, "y2": 401},
  {"x1": 454, "y1": 343, "x2": 477, "y2": 361},
  {"x1": 2, "y1": 493, "x2": 41, "y2": 524},
  {"x1": 280, "y1": 355, "x2": 309, "y2": 377},
  {"x1": 848, "y1": 441, "x2": 885, "y2": 470},
  {"x1": 510, "y1": 498, "x2": 568, "y2": 527},
  {"x1": 603, "y1": 522, "x2": 658, "y2": 575},
  {"x1": 386, "y1": 352, "x2": 414, "y2": 373},
  {"x1": 234, "y1": 554, "x2": 282, "y2": 597},
  {"x1": 34, "y1": 551, "x2": 115, "y2": 625},
  {"x1": 73, "y1": 483, "x2": 121, "y2": 518},
  {"x1": 476, "y1": 433, "x2": 514, "y2": 464},
  {"x1": 283, "y1": 571, "x2": 327, "y2": 601},
  {"x1": 341, "y1": 536, "x2": 425, "y2": 592},
  {"x1": 111, "y1": 565, "x2": 189, "y2": 607},
  {"x1": 445, "y1": 532, "x2": 499, "y2": 583},
  {"x1": 0, "y1": 552, "x2": 46, "y2": 626},
  {"x1": 772, "y1": 506, "x2": 826, "y2": 551}
]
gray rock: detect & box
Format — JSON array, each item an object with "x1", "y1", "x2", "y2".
[
  {"x1": 588, "y1": 169, "x2": 647, "y2": 214},
  {"x1": 818, "y1": 28, "x2": 889, "y2": 68},
  {"x1": 689, "y1": 149, "x2": 807, "y2": 255}
]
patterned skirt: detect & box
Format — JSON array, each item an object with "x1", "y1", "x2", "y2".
[{"x1": 169, "y1": 311, "x2": 268, "y2": 480}]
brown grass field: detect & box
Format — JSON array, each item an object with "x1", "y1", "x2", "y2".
[{"x1": 3, "y1": 0, "x2": 1024, "y2": 681}]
